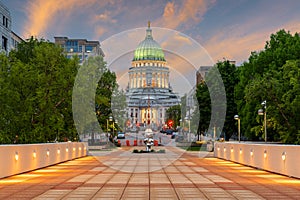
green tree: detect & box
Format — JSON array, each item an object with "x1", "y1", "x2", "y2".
[
  {"x1": 93, "y1": 56, "x2": 118, "y2": 133},
  {"x1": 111, "y1": 89, "x2": 127, "y2": 132},
  {"x1": 0, "y1": 38, "x2": 79, "y2": 143},
  {"x1": 195, "y1": 61, "x2": 237, "y2": 141},
  {"x1": 73, "y1": 55, "x2": 118, "y2": 138},
  {"x1": 215, "y1": 61, "x2": 238, "y2": 140},
  {"x1": 236, "y1": 30, "x2": 300, "y2": 143},
  {"x1": 195, "y1": 80, "x2": 211, "y2": 137}
]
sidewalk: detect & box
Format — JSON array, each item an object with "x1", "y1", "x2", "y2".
[{"x1": 0, "y1": 146, "x2": 299, "y2": 199}]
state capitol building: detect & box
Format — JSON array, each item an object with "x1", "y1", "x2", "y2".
[{"x1": 126, "y1": 22, "x2": 180, "y2": 130}]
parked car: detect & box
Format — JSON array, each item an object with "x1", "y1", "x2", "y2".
[
  {"x1": 117, "y1": 132, "x2": 125, "y2": 139},
  {"x1": 165, "y1": 129, "x2": 174, "y2": 135}
]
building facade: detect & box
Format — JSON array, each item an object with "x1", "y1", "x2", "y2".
[
  {"x1": 0, "y1": 2, "x2": 11, "y2": 54},
  {"x1": 11, "y1": 31, "x2": 23, "y2": 50},
  {"x1": 126, "y1": 22, "x2": 180, "y2": 130},
  {"x1": 54, "y1": 37, "x2": 105, "y2": 64}
]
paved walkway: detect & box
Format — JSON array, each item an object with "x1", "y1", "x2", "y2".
[{"x1": 0, "y1": 146, "x2": 300, "y2": 199}]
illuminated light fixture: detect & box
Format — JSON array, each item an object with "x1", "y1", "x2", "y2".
[
  {"x1": 239, "y1": 148, "x2": 242, "y2": 155},
  {"x1": 79, "y1": 147, "x2": 82, "y2": 151},
  {"x1": 250, "y1": 149, "x2": 253, "y2": 157},
  {"x1": 223, "y1": 147, "x2": 226, "y2": 152},
  {"x1": 66, "y1": 147, "x2": 69, "y2": 152},
  {"x1": 264, "y1": 150, "x2": 267, "y2": 159},
  {"x1": 231, "y1": 147, "x2": 234, "y2": 153},
  {"x1": 57, "y1": 148, "x2": 60, "y2": 155},
  {"x1": 84, "y1": 147, "x2": 87, "y2": 151},
  {"x1": 46, "y1": 149, "x2": 50, "y2": 157},
  {"x1": 15, "y1": 152, "x2": 19, "y2": 161},
  {"x1": 282, "y1": 152, "x2": 286, "y2": 161},
  {"x1": 217, "y1": 147, "x2": 220, "y2": 151},
  {"x1": 33, "y1": 150, "x2": 36, "y2": 158},
  {"x1": 73, "y1": 147, "x2": 76, "y2": 152}
]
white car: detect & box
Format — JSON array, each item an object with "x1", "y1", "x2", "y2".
[{"x1": 117, "y1": 132, "x2": 125, "y2": 139}]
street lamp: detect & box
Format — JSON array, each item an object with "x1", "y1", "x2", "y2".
[
  {"x1": 258, "y1": 100, "x2": 267, "y2": 142},
  {"x1": 112, "y1": 119, "x2": 118, "y2": 137},
  {"x1": 107, "y1": 116, "x2": 113, "y2": 143},
  {"x1": 179, "y1": 119, "x2": 182, "y2": 133},
  {"x1": 234, "y1": 115, "x2": 241, "y2": 142},
  {"x1": 184, "y1": 116, "x2": 190, "y2": 141}
]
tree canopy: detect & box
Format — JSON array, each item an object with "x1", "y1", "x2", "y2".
[
  {"x1": 236, "y1": 30, "x2": 300, "y2": 143},
  {"x1": 0, "y1": 38, "x2": 79, "y2": 143},
  {"x1": 0, "y1": 37, "x2": 119, "y2": 144}
]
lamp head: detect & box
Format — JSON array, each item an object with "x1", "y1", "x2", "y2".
[
  {"x1": 234, "y1": 115, "x2": 240, "y2": 120},
  {"x1": 258, "y1": 109, "x2": 264, "y2": 115}
]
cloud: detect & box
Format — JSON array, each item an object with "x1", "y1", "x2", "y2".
[
  {"x1": 155, "y1": 0, "x2": 215, "y2": 30},
  {"x1": 94, "y1": 27, "x2": 107, "y2": 38},
  {"x1": 203, "y1": 30, "x2": 268, "y2": 64},
  {"x1": 203, "y1": 18, "x2": 300, "y2": 65},
  {"x1": 22, "y1": 0, "x2": 111, "y2": 38}
]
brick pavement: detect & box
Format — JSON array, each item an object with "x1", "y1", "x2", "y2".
[{"x1": 0, "y1": 146, "x2": 300, "y2": 199}]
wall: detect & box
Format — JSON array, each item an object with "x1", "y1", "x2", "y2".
[
  {"x1": 214, "y1": 142, "x2": 300, "y2": 178},
  {"x1": 0, "y1": 142, "x2": 87, "y2": 178}
]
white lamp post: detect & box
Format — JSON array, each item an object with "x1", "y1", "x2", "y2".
[
  {"x1": 258, "y1": 100, "x2": 267, "y2": 142},
  {"x1": 234, "y1": 115, "x2": 241, "y2": 142},
  {"x1": 107, "y1": 116, "x2": 113, "y2": 143},
  {"x1": 184, "y1": 116, "x2": 190, "y2": 142}
]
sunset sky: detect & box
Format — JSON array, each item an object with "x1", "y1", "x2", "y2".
[{"x1": 2, "y1": 0, "x2": 300, "y2": 95}]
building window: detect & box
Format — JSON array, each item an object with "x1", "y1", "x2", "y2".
[
  {"x1": 2, "y1": 16, "x2": 8, "y2": 28},
  {"x1": 85, "y1": 45, "x2": 93, "y2": 52},
  {"x1": 2, "y1": 36, "x2": 8, "y2": 51}
]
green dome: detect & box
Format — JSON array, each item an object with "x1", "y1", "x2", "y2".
[{"x1": 133, "y1": 26, "x2": 165, "y2": 61}]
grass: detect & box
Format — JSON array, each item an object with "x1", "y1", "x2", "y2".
[{"x1": 181, "y1": 146, "x2": 207, "y2": 151}]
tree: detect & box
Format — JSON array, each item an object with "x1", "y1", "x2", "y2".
[
  {"x1": 72, "y1": 55, "x2": 118, "y2": 139},
  {"x1": 0, "y1": 38, "x2": 79, "y2": 143},
  {"x1": 195, "y1": 80, "x2": 211, "y2": 137},
  {"x1": 195, "y1": 61, "x2": 237, "y2": 141},
  {"x1": 236, "y1": 30, "x2": 300, "y2": 143},
  {"x1": 215, "y1": 61, "x2": 238, "y2": 140}
]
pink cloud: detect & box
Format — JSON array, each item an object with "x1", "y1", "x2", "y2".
[
  {"x1": 23, "y1": 0, "x2": 111, "y2": 38},
  {"x1": 155, "y1": 0, "x2": 215, "y2": 30},
  {"x1": 203, "y1": 19, "x2": 300, "y2": 65}
]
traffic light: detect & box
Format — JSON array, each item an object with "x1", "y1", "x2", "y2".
[{"x1": 167, "y1": 120, "x2": 173, "y2": 128}]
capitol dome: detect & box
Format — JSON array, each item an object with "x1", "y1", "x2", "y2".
[{"x1": 133, "y1": 22, "x2": 165, "y2": 61}]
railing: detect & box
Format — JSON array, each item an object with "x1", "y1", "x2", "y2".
[
  {"x1": 214, "y1": 142, "x2": 300, "y2": 178},
  {"x1": 0, "y1": 142, "x2": 87, "y2": 178}
]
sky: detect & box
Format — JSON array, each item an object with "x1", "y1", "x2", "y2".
[{"x1": 2, "y1": 0, "x2": 300, "y2": 95}]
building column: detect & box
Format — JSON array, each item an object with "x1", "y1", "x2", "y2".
[
  {"x1": 165, "y1": 73, "x2": 168, "y2": 88},
  {"x1": 131, "y1": 74, "x2": 134, "y2": 88}
]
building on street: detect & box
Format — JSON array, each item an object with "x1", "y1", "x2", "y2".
[{"x1": 54, "y1": 36, "x2": 105, "y2": 64}]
